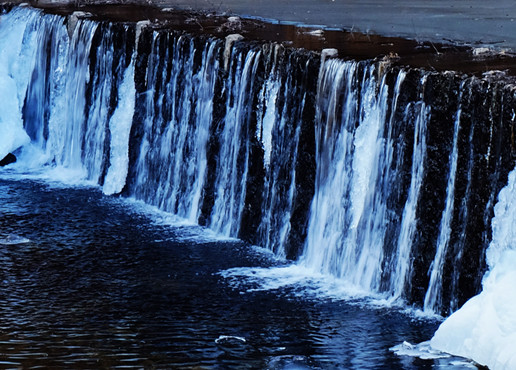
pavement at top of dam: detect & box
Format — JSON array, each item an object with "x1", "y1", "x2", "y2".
[
  {"x1": 5, "y1": 0, "x2": 516, "y2": 76},
  {"x1": 153, "y1": 0, "x2": 516, "y2": 51}
]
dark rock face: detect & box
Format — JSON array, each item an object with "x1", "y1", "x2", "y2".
[
  {"x1": 0, "y1": 153, "x2": 16, "y2": 166},
  {"x1": 409, "y1": 72, "x2": 460, "y2": 307},
  {"x1": 404, "y1": 75, "x2": 516, "y2": 315}
]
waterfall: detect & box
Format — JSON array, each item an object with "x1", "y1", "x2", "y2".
[
  {"x1": 423, "y1": 81, "x2": 464, "y2": 313},
  {"x1": 2, "y1": 5, "x2": 516, "y2": 317},
  {"x1": 208, "y1": 48, "x2": 260, "y2": 236},
  {"x1": 256, "y1": 45, "x2": 313, "y2": 257},
  {"x1": 300, "y1": 59, "x2": 432, "y2": 295},
  {"x1": 20, "y1": 10, "x2": 136, "y2": 184},
  {"x1": 129, "y1": 32, "x2": 221, "y2": 222},
  {"x1": 387, "y1": 76, "x2": 429, "y2": 301}
]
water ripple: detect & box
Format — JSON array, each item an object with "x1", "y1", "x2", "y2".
[{"x1": 0, "y1": 177, "x2": 446, "y2": 368}]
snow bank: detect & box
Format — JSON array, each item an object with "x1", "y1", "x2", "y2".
[
  {"x1": 430, "y1": 168, "x2": 516, "y2": 369},
  {"x1": 0, "y1": 8, "x2": 37, "y2": 161},
  {"x1": 0, "y1": 77, "x2": 30, "y2": 160}
]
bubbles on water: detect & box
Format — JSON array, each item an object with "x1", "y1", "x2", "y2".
[
  {"x1": 219, "y1": 263, "x2": 385, "y2": 302},
  {"x1": 267, "y1": 355, "x2": 314, "y2": 370}
]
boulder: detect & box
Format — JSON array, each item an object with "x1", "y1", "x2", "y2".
[{"x1": 0, "y1": 153, "x2": 16, "y2": 166}]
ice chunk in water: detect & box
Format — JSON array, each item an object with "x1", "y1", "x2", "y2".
[
  {"x1": 215, "y1": 335, "x2": 247, "y2": 344},
  {"x1": 0, "y1": 234, "x2": 31, "y2": 245}
]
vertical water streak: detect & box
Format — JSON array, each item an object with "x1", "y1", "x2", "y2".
[
  {"x1": 170, "y1": 38, "x2": 221, "y2": 222},
  {"x1": 257, "y1": 48, "x2": 308, "y2": 257},
  {"x1": 131, "y1": 33, "x2": 221, "y2": 222},
  {"x1": 424, "y1": 81, "x2": 465, "y2": 313},
  {"x1": 23, "y1": 13, "x2": 65, "y2": 148},
  {"x1": 132, "y1": 30, "x2": 165, "y2": 204},
  {"x1": 46, "y1": 17, "x2": 98, "y2": 173},
  {"x1": 301, "y1": 59, "x2": 358, "y2": 275},
  {"x1": 302, "y1": 58, "x2": 400, "y2": 291},
  {"x1": 388, "y1": 75, "x2": 430, "y2": 301},
  {"x1": 209, "y1": 48, "x2": 261, "y2": 237},
  {"x1": 83, "y1": 25, "x2": 115, "y2": 183},
  {"x1": 103, "y1": 54, "x2": 136, "y2": 195},
  {"x1": 449, "y1": 83, "x2": 475, "y2": 312},
  {"x1": 160, "y1": 36, "x2": 195, "y2": 214}
]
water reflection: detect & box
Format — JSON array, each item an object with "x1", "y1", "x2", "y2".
[{"x1": 0, "y1": 177, "x2": 444, "y2": 368}]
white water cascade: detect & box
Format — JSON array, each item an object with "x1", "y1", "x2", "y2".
[
  {"x1": 16, "y1": 7, "x2": 136, "y2": 186},
  {"x1": 209, "y1": 48, "x2": 261, "y2": 236},
  {"x1": 256, "y1": 47, "x2": 310, "y2": 257},
  {"x1": 300, "y1": 58, "x2": 431, "y2": 295},
  {"x1": 131, "y1": 33, "x2": 221, "y2": 222}
]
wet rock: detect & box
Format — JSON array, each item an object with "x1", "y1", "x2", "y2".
[
  {"x1": 0, "y1": 153, "x2": 16, "y2": 166},
  {"x1": 320, "y1": 48, "x2": 337, "y2": 63},
  {"x1": 224, "y1": 33, "x2": 244, "y2": 71}
]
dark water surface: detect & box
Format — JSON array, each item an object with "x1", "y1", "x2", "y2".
[{"x1": 0, "y1": 176, "x2": 443, "y2": 369}]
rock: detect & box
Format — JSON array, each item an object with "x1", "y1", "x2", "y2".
[
  {"x1": 224, "y1": 34, "x2": 244, "y2": 71},
  {"x1": 0, "y1": 153, "x2": 16, "y2": 166},
  {"x1": 320, "y1": 48, "x2": 338, "y2": 64},
  {"x1": 67, "y1": 11, "x2": 92, "y2": 38}
]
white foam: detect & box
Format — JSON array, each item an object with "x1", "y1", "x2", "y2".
[
  {"x1": 110, "y1": 197, "x2": 236, "y2": 244},
  {"x1": 0, "y1": 153, "x2": 91, "y2": 188},
  {"x1": 219, "y1": 263, "x2": 384, "y2": 301},
  {"x1": 429, "y1": 168, "x2": 516, "y2": 369}
]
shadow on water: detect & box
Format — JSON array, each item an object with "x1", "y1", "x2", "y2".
[{"x1": 0, "y1": 177, "x2": 448, "y2": 369}]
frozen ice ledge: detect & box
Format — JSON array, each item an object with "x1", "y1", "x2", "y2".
[{"x1": 1, "y1": 3, "x2": 516, "y2": 368}]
